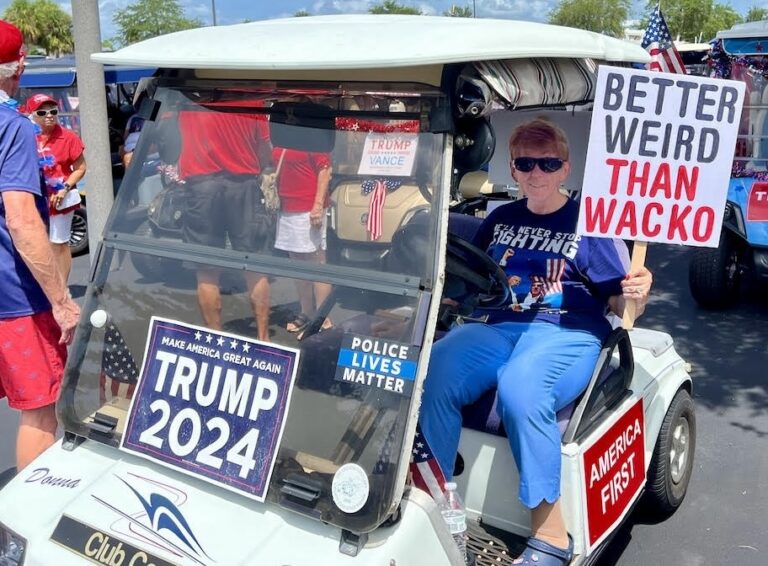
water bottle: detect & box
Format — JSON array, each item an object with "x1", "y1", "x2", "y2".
[{"x1": 440, "y1": 482, "x2": 469, "y2": 564}]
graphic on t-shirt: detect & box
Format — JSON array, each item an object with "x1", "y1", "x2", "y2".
[{"x1": 490, "y1": 225, "x2": 577, "y2": 314}]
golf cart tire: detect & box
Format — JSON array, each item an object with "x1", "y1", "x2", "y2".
[
  {"x1": 69, "y1": 206, "x2": 89, "y2": 256},
  {"x1": 642, "y1": 388, "x2": 696, "y2": 518},
  {"x1": 688, "y1": 233, "x2": 739, "y2": 309}
]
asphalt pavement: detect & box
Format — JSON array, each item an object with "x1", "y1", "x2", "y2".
[{"x1": 1, "y1": 244, "x2": 767, "y2": 565}]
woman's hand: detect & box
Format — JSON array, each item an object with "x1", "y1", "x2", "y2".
[
  {"x1": 50, "y1": 188, "x2": 68, "y2": 209},
  {"x1": 621, "y1": 266, "x2": 653, "y2": 301},
  {"x1": 309, "y1": 203, "x2": 325, "y2": 227}
]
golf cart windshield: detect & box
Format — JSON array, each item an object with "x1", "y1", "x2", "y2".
[{"x1": 58, "y1": 79, "x2": 447, "y2": 532}]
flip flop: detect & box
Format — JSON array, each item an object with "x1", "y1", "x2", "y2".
[
  {"x1": 286, "y1": 313, "x2": 310, "y2": 333},
  {"x1": 297, "y1": 317, "x2": 333, "y2": 341},
  {"x1": 511, "y1": 535, "x2": 573, "y2": 565}
]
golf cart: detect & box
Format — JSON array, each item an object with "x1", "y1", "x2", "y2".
[
  {"x1": 0, "y1": 16, "x2": 694, "y2": 566},
  {"x1": 18, "y1": 57, "x2": 155, "y2": 255},
  {"x1": 689, "y1": 21, "x2": 768, "y2": 308}
]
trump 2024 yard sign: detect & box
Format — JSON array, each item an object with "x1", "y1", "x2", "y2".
[{"x1": 578, "y1": 66, "x2": 745, "y2": 247}]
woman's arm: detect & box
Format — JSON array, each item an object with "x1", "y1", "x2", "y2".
[
  {"x1": 310, "y1": 166, "x2": 331, "y2": 226},
  {"x1": 607, "y1": 266, "x2": 653, "y2": 317},
  {"x1": 65, "y1": 153, "x2": 87, "y2": 187}
]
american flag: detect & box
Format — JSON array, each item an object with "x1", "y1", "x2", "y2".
[
  {"x1": 366, "y1": 179, "x2": 387, "y2": 241},
  {"x1": 641, "y1": 6, "x2": 686, "y2": 74},
  {"x1": 409, "y1": 425, "x2": 446, "y2": 501},
  {"x1": 545, "y1": 257, "x2": 566, "y2": 295},
  {"x1": 99, "y1": 321, "x2": 139, "y2": 404}
]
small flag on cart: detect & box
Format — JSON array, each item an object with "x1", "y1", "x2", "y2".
[
  {"x1": 99, "y1": 321, "x2": 139, "y2": 404},
  {"x1": 409, "y1": 425, "x2": 447, "y2": 501},
  {"x1": 641, "y1": 5, "x2": 686, "y2": 74}
]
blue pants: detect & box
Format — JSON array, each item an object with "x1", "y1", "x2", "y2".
[{"x1": 419, "y1": 321, "x2": 601, "y2": 508}]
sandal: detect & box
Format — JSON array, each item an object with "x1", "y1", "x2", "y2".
[
  {"x1": 286, "y1": 313, "x2": 310, "y2": 333},
  {"x1": 511, "y1": 535, "x2": 573, "y2": 565},
  {"x1": 296, "y1": 317, "x2": 333, "y2": 341}
]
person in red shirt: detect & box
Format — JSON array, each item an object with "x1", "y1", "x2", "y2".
[
  {"x1": 26, "y1": 94, "x2": 86, "y2": 283},
  {"x1": 273, "y1": 147, "x2": 332, "y2": 335},
  {"x1": 176, "y1": 105, "x2": 274, "y2": 341}
]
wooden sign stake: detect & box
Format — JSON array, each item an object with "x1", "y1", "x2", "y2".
[{"x1": 622, "y1": 241, "x2": 648, "y2": 330}]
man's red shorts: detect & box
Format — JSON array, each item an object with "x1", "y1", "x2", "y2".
[{"x1": 0, "y1": 311, "x2": 67, "y2": 410}]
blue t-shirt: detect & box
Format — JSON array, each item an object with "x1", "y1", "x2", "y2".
[
  {"x1": 0, "y1": 105, "x2": 51, "y2": 318},
  {"x1": 472, "y1": 198, "x2": 629, "y2": 337}
]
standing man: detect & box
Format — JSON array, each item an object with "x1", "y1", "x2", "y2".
[
  {"x1": 176, "y1": 103, "x2": 273, "y2": 341},
  {"x1": 0, "y1": 21, "x2": 80, "y2": 471}
]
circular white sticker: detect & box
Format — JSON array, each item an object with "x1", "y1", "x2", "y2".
[{"x1": 332, "y1": 463, "x2": 370, "y2": 514}]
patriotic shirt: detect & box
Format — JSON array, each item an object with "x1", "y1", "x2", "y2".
[
  {"x1": 36, "y1": 124, "x2": 85, "y2": 216},
  {"x1": 0, "y1": 102, "x2": 51, "y2": 318},
  {"x1": 472, "y1": 198, "x2": 629, "y2": 337}
]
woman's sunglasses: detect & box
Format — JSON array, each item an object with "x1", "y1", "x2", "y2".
[
  {"x1": 35, "y1": 109, "x2": 58, "y2": 117},
  {"x1": 512, "y1": 157, "x2": 565, "y2": 173}
]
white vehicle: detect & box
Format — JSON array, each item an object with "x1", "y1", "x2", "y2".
[{"x1": 0, "y1": 16, "x2": 694, "y2": 566}]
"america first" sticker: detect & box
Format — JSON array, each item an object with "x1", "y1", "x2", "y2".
[{"x1": 334, "y1": 334, "x2": 419, "y2": 396}]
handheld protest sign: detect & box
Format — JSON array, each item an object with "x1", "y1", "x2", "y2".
[
  {"x1": 577, "y1": 66, "x2": 745, "y2": 327},
  {"x1": 120, "y1": 317, "x2": 300, "y2": 501}
]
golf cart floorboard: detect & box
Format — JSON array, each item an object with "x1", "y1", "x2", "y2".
[{"x1": 467, "y1": 520, "x2": 527, "y2": 565}]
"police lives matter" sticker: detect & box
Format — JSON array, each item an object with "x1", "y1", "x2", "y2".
[{"x1": 334, "y1": 334, "x2": 419, "y2": 396}]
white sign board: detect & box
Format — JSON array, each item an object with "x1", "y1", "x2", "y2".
[
  {"x1": 358, "y1": 132, "x2": 418, "y2": 176},
  {"x1": 577, "y1": 66, "x2": 745, "y2": 247}
]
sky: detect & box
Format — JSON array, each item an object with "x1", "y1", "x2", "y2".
[{"x1": 0, "y1": 0, "x2": 764, "y2": 42}]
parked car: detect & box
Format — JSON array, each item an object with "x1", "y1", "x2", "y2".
[{"x1": 689, "y1": 22, "x2": 768, "y2": 308}]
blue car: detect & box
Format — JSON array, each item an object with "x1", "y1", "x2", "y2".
[{"x1": 689, "y1": 23, "x2": 768, "y2": 308}]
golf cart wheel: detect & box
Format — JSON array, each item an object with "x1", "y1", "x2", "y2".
[
  {"x1": 69, "y1": 207, "x2": 89, "y2": 256},
  {"x1": 688, "y1": 232, "x2": 740, "y2": 309},
  {"x1": 643, "y1": 389, "x2": 696, "y2": 517}
]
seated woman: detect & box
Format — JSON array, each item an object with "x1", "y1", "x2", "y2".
[{"x1": 417, "y1": 118, "x2": 652, "y2": 565}]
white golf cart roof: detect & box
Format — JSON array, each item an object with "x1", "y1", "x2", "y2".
[
  {"x1": 716, "y1": 19, "x2": 768, "y2": 39},
  {"x1": 93, "y1": 15, "x2": 649, "y2": 70}
]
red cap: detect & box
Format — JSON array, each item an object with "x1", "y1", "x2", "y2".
[
  {"x1": 26, "y1": 93, "x2": 58, "y2": 113},
  {"x1": 0, "y1": 20, "x2": 24, "y2": 64}
]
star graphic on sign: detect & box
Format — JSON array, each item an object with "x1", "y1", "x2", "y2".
[
  {"x1": 217, "y1": 336, "x2": 225, "y2": 347},
  {"x1": 242, "y1": 342, "x2": 251, "y2": 353},
  {"x1": 351, "y1": 122, "x2": 360, "y2": 131},
  {"x1": 195, "y1": 331, "x2": 202, "y2": 341},
  {"x1": 230, "y1": 339, "x2": 239, "y2": 349},
  {"x1": 205, "y1": 334, "x2": 213, "y2": 343}
]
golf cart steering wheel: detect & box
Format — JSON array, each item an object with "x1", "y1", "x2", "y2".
[{"x1": 445, "y1": 233, "x2": 511, "y2": 308}]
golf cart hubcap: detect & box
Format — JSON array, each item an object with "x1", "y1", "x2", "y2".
[{"x1": 669, "y1": 417, "x2": 690, "y2": 484}]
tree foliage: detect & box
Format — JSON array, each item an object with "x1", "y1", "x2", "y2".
[
  {"x1": 294, "y1": 10, "x2": 311, "y2": 17},
  {"x1": 113, "y1": 0, "x2": 202, "y2": 47},
  {"x1": 548, "y1": 0, "x2": 630, "y2": 37},
  {"x1": 2, "y1": 0, "x2": 73, "y2": 56},
  {"x1": 642, "y1": 0, "x2": 741, "y2": 43},
  {"x1": 744, "y1": 6, "x2": 767, "y2": 22},
  {"x1": 445, "y1": 5, "x2": 474, "y2": 17},
  {"x1": 369, "y1": 1, "x2": 423, "y2": 15}
]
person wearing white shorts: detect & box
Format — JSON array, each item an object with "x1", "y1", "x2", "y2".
[
  {"x1": 273, "y1": 147, "x2": 333, "y2": 336},
  {"x1": 48, "y1": 211, "x2": 74, "y2": 245},
  {"x1": 27, "y1": 93, "x2": 86, "y2": 283}
]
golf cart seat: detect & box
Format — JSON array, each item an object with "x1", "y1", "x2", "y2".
[{"x1": 443, "y1": 212, "x2": 635, "y2": 443}]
